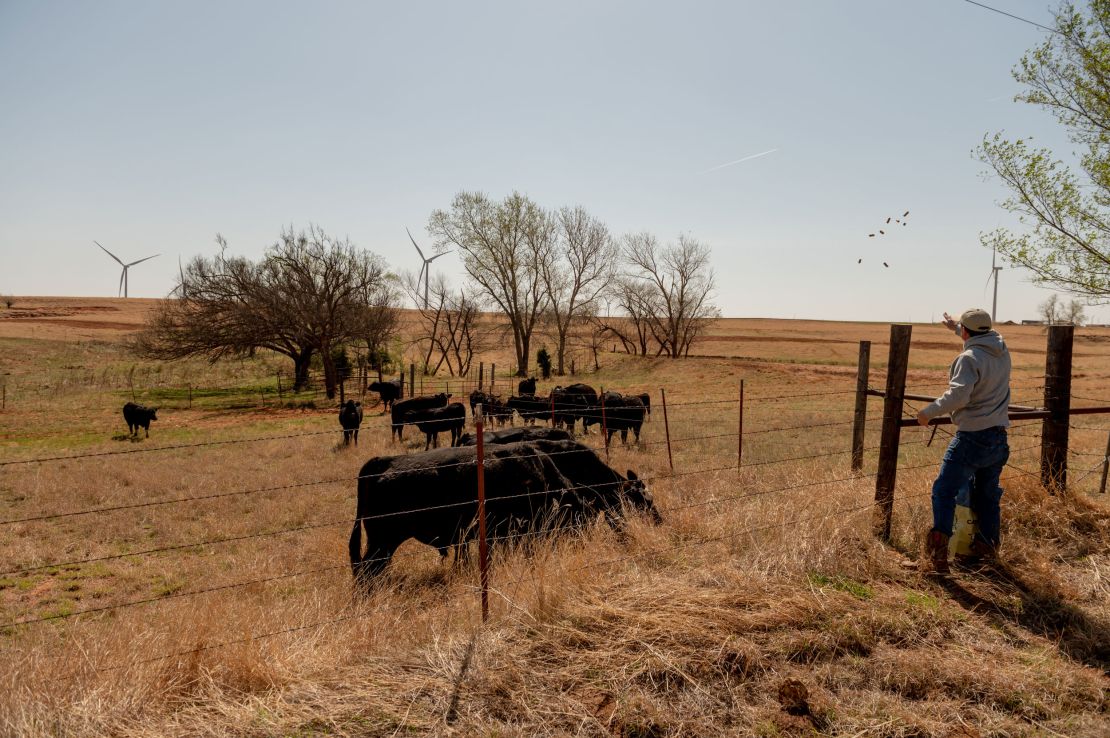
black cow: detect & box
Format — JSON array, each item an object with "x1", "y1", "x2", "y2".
[
  {"x1": 636, "y1": 392, "x2": 652, "y2": 418},
  {"x1": 348, "y1": 439, "x2": 660, "y2": 582},
  {"x1": 458, "y1": 427, "x2": 573, "y2": 446},
  {"x1": 469, "y1": 389, "x2": 487, "y2": 414},
  {"x1": 339, "y1": 400, "x2": 364, "y2": 446},
  {"x1": 122, "y1": 402, "x2": 157, "y2": 438},
  {"x1": 470, "y1": 391, "x2": 510, "y2": 426},
  {"x1": 407, "y1": 401, "x2": 466, "y2": 449},
  {"x1": 391, "y1": 393, "x2": 450, "y2": 442},
  {"x1": 507, "y1": 394, "x2": 550, "y2": 426},
  {"x1": 599, "y1": 391, "x2": 646, "y2": 446},
  {"x1": 518, "y1": 376, "x2": 537, "y2": 395},
  {"x1": 368, "y1": 380, "x2": 403, "y2": 412},
  {"x1": 486, "y1": 396, "x2": 513, "y2": 427},
  {"x1": 551, "y1": 383, "x2": 598, "y2": 433}
]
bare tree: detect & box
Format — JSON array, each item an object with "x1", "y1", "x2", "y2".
[
  {"x1": 403, "y1": 270, "x2": 451, "y2": 375},
  {"x1": 623, "y1": 233, "x2": 719, "y2": 358},
  {"x1": 1065, "y1": 298, "x2": 1088, "y2": 326},
  {"x1": 403, "y1": 271, "x2": 490, "y2": 377},
  {"x1": 1039, "y1": 294, "x2": 1060, "y2": 326},
  {"x1": 358, "y1": 277, "x2": 401, "y2": 370},
  {"x1": 138, "y1": 226, "x2": 391, "y2": 398},
  {"x1": 540, "y1": 206, "x2": 616, "y2": 375},
  {"x1": 428, "y1": 191, "x2": 554, "y2": 376},
  {"x1": 591, "y1": 279, "x2": 660, "y2": 356}
]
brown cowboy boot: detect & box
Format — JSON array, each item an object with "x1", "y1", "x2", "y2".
[
  {"x1": 954, "y1": 539, "x2": 997, "y2": 569},
  {"x1": 926, "y1": 529, "x2": 950, "y2": 574}
]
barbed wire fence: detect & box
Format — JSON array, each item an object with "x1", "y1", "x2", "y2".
[
  {"x1": 2, "y1": 326, "x2": 1109, "y2": 685},
  {"x1": 0, "y1": 380, "x2": 1086, "y2": 681}
]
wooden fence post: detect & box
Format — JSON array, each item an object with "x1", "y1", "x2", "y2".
[
  {"x1": 661, "y1": 388, "x2": 673, "y2": 472},
  {"x1": 852, "y1": 340, "x2": 871, "y2": 472},
  {"x1": 479, "y1": 362, "x2": 484, "y2": 390},
  {"x1": 874, "y1": 324, "x2": 912, "y2": 542},
  {"x1": 738, "y1": 379, "x2": 745, "y2": 469},
  {"x1": 475, "y1": 404, "x2": 489, "y2": 623},
  {"x1": 1041, "y1": 324, "x2": 1074, "y2": 494},
  {"x1": 491, "y1": 363, "x2": 496, "y2": 393},
  {"x1": 276, "y1": 372, "x2": 283, "y2": 403},
  {"x1": 187, "y1": 383, "x2": 193, "y2": 409},
  {"x1": 410, "y1": 364, "x2": 416, "y2": 398},
  {"x1": 1099, "y1": 430, "x2": 1110, "y2": 495}
]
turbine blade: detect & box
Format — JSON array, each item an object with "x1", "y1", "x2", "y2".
[
  {"x1": 118, "y1": 269, "x2": 126, "y2": 297},
  {"x1": 406, "y1": 228, "x2": 425, "y2": 261},
  {"x1": 126, "y1": 253, "x2": 160, "y2": 267},
  {"x1": 95, "y1": 241, "x2": 125, "y2": 266},
  {"x1": 426, "y1": 250, "x2": 451, "y2": 263}
]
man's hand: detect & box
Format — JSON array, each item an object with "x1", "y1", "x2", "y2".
[
  {"x1": 917, "y1": 410, "x2": 931, "y2": 427},
  {"x1": 941, "y1": 312, "x2": 958, "y2": 332}
]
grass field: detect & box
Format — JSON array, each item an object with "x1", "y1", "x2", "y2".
[{"x1": 1, "y1": 297, "x2": 1109, "y2": 737}]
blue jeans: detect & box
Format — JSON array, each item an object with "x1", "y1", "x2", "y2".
[{"x1": 931, "y1": 427, "x2": 1009, "y2": 547}]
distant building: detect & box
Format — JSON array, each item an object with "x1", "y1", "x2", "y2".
[{"x1": 1021, "y1": 319, "x2": 1045, "y2": 326}]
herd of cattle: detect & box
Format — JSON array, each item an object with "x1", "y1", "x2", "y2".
[
  {"x1": 363, "y1": 377, "x2": 651, "y2": 450},
  {"x1": 118, "y1": 378, "x2": 657, "y2": 584},
  {"x1": 120, "y1": 377, "x2": 649, "y2": 450}
]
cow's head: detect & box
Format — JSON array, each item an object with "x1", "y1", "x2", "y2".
[
  {"x1": 623, "y1": 470, "x2": 662, "y2": 524},
  {"x1": 149, "y1": 408, "x2": 158, "y2": 420}
]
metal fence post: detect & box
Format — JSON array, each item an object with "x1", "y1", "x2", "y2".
[
  {"x1": 410, "y1": 363, "x2": 416, "y2": 398},
  {"x1": 852, "y1": 340, "x2": 871, "y2": 472},
  {"x1": 874, "y1": 324, "x2": 912, "y2": 542},
  {"x1": 661, "y1": 388, "x2": 673, "y2": 472},
  {"x1": 1099, "y1": 431, "x2": 1110, "y2": 494},
  {"x1": 1041, "y1": 324, "x2": 1074, "y2": 494},
  {"x1": 737, "y1": 379, "x2": 745, "y2": 469},
  {"x1": 475, "y1": 404, "x2": 489, "y2": 623}
]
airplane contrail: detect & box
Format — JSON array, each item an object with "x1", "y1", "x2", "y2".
[{"x1": 700, "y1": 148, "x2": 779, "y2": 174}]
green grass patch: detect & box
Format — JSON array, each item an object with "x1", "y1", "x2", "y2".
[
  {"x1": 808, "y1": 572, "x2": 875, "y2": 600},
  {"x1": 904, "y1": 590, "x2": 939, "y2": 611},
  {"x1": 151, "y1": 575, "x2": 186, "y2": 598}
]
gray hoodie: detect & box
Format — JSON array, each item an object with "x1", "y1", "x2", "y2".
[{"x1": 920, "y1": 330, "x2": 1012, "y2": 431}]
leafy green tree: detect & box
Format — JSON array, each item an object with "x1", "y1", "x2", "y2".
[{"x1": 978, "y1": 0, "x2": 1110, "y2": 301}]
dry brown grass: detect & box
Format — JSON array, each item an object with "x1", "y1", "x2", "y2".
[{"x1": 1, "y1": 297, "x2": 1109, "y2": 737}]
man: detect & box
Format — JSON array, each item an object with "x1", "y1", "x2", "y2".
[{"x1": 915, "y1": 308, "x2": 1011, "y2": 574}]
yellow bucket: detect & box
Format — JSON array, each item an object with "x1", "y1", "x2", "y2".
[{"x1": 949, "y1": 504, "x2": 977, "y2": 557}]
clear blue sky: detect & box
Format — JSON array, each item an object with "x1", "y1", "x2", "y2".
[{"x1": 2, "y1": 0, "x2": 1107, "y2": 324}]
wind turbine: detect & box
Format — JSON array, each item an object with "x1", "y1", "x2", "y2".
[
  {"x1": 95, "y1": 241, "x2": 160, "y2": 298},
  {"x1": 406, "y1": 228, "x2": 451, "y2": 309},
  {"x1": 986, "y1": 243, "x2": 1003, "y2": 320}
]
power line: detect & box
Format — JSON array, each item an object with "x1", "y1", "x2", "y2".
[{"x1": 963, "y1": 0, "x2": 1060, "y2": 34}]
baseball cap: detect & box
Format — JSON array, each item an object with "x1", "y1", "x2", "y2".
[{"x1": 959, "y1": 308, "x2": 992, "y2": 332}]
